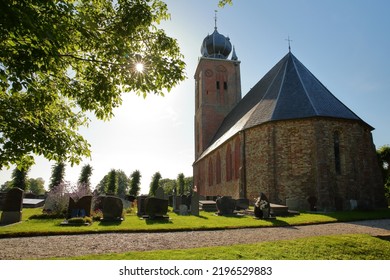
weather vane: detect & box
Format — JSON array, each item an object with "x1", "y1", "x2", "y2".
[{"x1": 285, "y1": 36, "x2": 293, "y2": 52}]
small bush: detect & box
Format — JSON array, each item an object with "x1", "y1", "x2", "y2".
[
  {"x1": 29, "y1": 213, "x2": 66, "y2": 220},
  {"x1": 67, "y1": 216, "x2": 92, "y2": 225},
  {"x1": 91, "y1": 209, "x2": 103, "y2": 221}
]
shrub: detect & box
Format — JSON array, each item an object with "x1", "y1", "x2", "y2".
[
  {"x1": 91, "y1": 209, "x2": 103, "y2": 221},
  {"x1": 67, "y1": 216, "x2": 92, "y2": 225}
]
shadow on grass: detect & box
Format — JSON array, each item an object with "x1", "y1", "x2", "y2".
[
  {"x1": 98, "y1": 220, "x2": 123, "y2": 226},
  {"x1": 374, "y1": 235, "x2": 390, "y2": 242},
  {"x1": 144, "y1": 218, "x2": 173, "y2": 225},
  {"x1": 196, "y1": 215, "x2": 209, "y2": 220}
]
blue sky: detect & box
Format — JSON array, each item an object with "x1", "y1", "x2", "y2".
[{"x1": 1, "y1": 0, "x2": 389, "y2": 194}]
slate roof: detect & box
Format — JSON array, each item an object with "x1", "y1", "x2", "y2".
[{"x1": 196, "y1": 52, "x2": 370, "y2": 162}]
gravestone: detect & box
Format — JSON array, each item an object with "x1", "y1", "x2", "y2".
[
  {"x1": 174, "y1": 195, "x2": 182, "y2": 212},
  {"x1": 307, "y1": 196, "x2": 317, "y2": 211},
  {"x1": 144, "y1": 197, "x2": 168, "y2": 219},
  {"x1": 181, "y1": 194, "x2": 191, "y2": 209},
  {"x1": 216, "y1": 196, "x2": 236, "y2": 215},
  {"x1": 23, "y1": 198, "x2": 45, "y2": 208},
  {"x1": 190, "y1": 192, "x2": 200, "y2": 216},
  {"x1": 155, "y1": 187, "x2": 165, "y2": 199},
  {"x1": 1, "y1": 188, "x2": 24, "y2": 225},
  {"x1": 235, "y1": 198, "x2": 249, "y2": 210},
  {"x1": 102, "y1": 196, "x2": 123, "y2": 221},
  {"x1": 137, "y1": 195, "x2": 148, "y2": 216},
  {"x1": 350, "y1": 199, "x2": 358, "y2": 210},
  {"x1": 179, "y1": 204, "x2": 188, "y2": 215},
  {"x1": 199, "y1": 200, "x2": 217, "y2": 212},
  {"x1": 254, "y1": 192, "x2": 271, "y2": 219},
  {"x1": 67, "y1": 195, "x2": 92, "y2": 219}
]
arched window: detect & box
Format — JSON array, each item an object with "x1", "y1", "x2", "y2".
[
  {"x1": 216, "y1": 152, "x2": 221, "y2": 184},
  {"x1": 208, "y1": 158, "x2": 214, "y2": 186},
  {"x1": 226, "y1": 144, "x2": 233, "y2": 181},
  {"x1": 334, "y1": 131, "x2": 341, "y2": 175},
  {"x1": 234, "y1": 137, "x2": 240, "y2": 179}
]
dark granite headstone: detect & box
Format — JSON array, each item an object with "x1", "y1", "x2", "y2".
[
  {"x1": 155, "y1": 187, "x2": 165, "y2": 199},
  {"x1": 181, "y1": 194, "x2": 191, "y2": 209},
  {"x1": 67, "y1": 195, "x2": 92, "y2": 218},
  {"x1": 191, "y1": 192, "x2": 200, "y2": 216},
  {"x1": 137, "y1": 195, "x2": 148, "y2": 216},
  {"x1": 254, "y1": 192, "x2": 270, "y2": 219},
  {"x1": 144, "y1": 197, "x2": 168, "y2": 219},
  {"x1": 102, "y1": 196, "x2": 123, "y2": 221},
  {"x1": 1, "y1": 188, "x2": 24, "y2": 224},
  {"x1": 235, "y1": 198, "x2": 249, "y2": 210},
  {"x1": 216, "y1": 196, "x2": 236, "y2": 215},
  {"x1": 307, "y1": 196, "x2": 317, "y2": 211}
]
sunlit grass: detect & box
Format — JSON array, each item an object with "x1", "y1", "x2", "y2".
[
  {"x1": 1, "y1": 207, "x2": 389, "y2": 237},
  {"x1": 57, "y1": 234, "x2": 390, "y2": 260}
]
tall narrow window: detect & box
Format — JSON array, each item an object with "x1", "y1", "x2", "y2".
[
  {"x1": 216, "y1": 81, "x2": 220, "y2": 90},
  {"x1": 334, "y1": 131, "x2": 341, "y2": 175},
  {"x1": 216, "y1": 152, "x2": 221, "y2": 184},
  {"x1": 234, "y1": 137, "x2": 240, "y2": 179},
  {"x1": 208, "y1": 158, "x2": 214, "y2": 186},
  {"x1": 226, "y1": 144, "x2": 232, "y2": 181}
]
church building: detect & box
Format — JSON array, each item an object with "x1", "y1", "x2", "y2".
[{"x1": 193, "y1": 25, "x2": 387, "y2": 211}]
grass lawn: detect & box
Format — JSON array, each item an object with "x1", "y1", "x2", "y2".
[
  {"x1": 60, "y1": 234, "x2": 390, "y2": 260},
  {"x1": 1, "y1": 207, "x2": 389, "y2": 260},
  {"x1": 0, "y1": 207, "x2": 389, "y2": 237}
]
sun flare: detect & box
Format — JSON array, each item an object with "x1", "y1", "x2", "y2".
[{"x1": 135, "y1": 62, "x2": 144, "y2": 73}]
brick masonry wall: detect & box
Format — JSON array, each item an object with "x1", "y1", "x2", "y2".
[
  {"x1": 244, "y1": 118, "x2": 386, "y2": 210},
  {"x1": 194, "y1": 117, "x2": 386, "y2": 210}
]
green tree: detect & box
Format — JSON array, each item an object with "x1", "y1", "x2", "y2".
[
  {"x1": 0, "y1": 0, "x2": 186, "y2": 170},
  {"x1": 106, "y1": 169, "x2": 117, "y2": 194},
  {"x1": 160, "y1": 178, "x2": 176, "y2": 194},
  {"x1": 78, "y1": 164, "x2": 93, "y2": 190},
  {"x1": 129, "y1": 170, "x2": 142, "y2": 196},
  {"x1": 184, "y1": 176, "x2": 193, "y2": 194},
  {"x1": 11, "y1": 167, "x2": 29, "y2": 190},
  {"x1": 177, "y1": 173, "x2": 185, "y2": 195},
  {"x1": 49, "y1": 162, "x2": 66, "y2": 190},
  {"x1": 149, "y1": 171, "x2": 161, "y2": 196},
  {"x1": 96, "y1": 174, "x2": 108, "y2": 194},
  {"x1": 377, "y1": 145, "x2": 390, "y2": 199},
  {"x1": 27, "y1": 177, "x2": 45, "y2": 195},
  {"x1": 218, "y1": 0, "x2": 233, "y2": 7},
  {"x1": 117, "y1": 170, "x2": 130, "y2": 198},
  {"x1": 0, "y1": 181, "x2": 13, "y2": 192}
]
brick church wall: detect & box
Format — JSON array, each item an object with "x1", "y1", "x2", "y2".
[
  {"x1": 244, "y1": 118, "x2": 385, "y2": 211},
  {"x1": 194, "y1": 134, "x2": 241, "y2": 199}
]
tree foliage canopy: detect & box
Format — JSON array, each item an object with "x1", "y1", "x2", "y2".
[
  {"x1": 0, "y1": 0, "x2": 186, "y2": 169},
  {"x1": 129, "y1": 169, "x2": 141, "y2": 196}
]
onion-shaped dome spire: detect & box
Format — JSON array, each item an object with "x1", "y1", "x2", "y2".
[{"x1": 200, "y1": 11, "x2": 232, "y2": 59}]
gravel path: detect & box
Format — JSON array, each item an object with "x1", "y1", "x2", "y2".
[{"x1": 0, "y1": 219, "x2": 389, "y2": 260}]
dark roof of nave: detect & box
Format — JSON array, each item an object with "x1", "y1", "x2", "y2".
[{"x1": 196, "y1": 51, "x2": 371, "y2": 162}]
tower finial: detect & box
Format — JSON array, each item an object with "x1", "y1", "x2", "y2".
[
  {"x1": 214, "y1": 10, "x2": 218, "y2": 30},
  {"x1": 285, "y1": 36, "x2": 293, "y2": 52}
]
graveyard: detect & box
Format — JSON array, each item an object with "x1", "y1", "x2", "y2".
[
  {"x1": 0, "y1": 186, "x2": 389, "y2": 238},
  {"x1": 0, "y1": 186, "x2": 389, "y2": 260}
]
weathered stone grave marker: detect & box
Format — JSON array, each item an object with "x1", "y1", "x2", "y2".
[
  {"x1": 102, "y1": 195, "x2": 123, "y2": 221},
  {"x1": 67, "y1": 195, "x2": 92, "y2": 218},
  {"x1": 191, "y1": 192, "x2": 200, "y2": 216},
  {"x1": 137, "y1": 195, "x2": 148, "y2": 217},
  {"x1": 216, "y1": 196, "x2": 236, "y2": 215},
  {"x1": 1, "y1": 188, "x2": 24, "y2": 225},
  {"x1": 144, "y1": 197, "x2": 169, "y2": 219},
  {"x1": 254, "y1": 192, "x2": 271, "y2": 219}
]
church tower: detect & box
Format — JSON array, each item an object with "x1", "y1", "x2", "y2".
[{"x1": 194, "y1": 23, "x2": 241, "y2": 160}]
